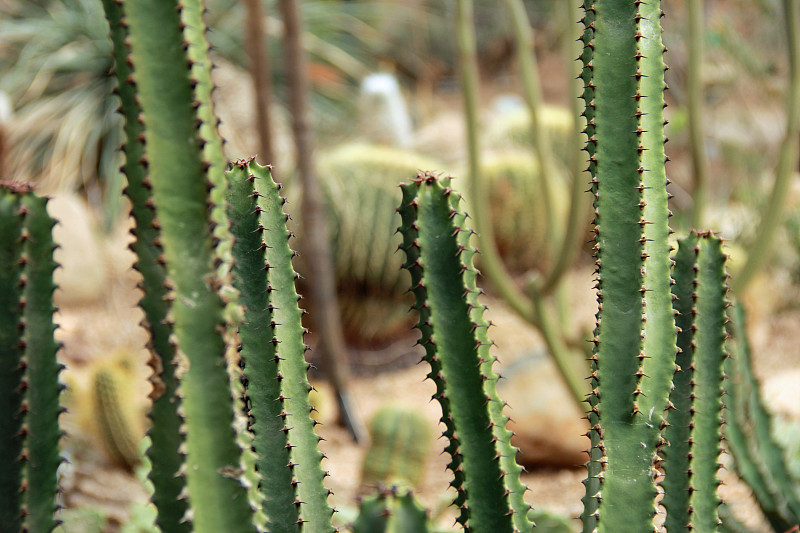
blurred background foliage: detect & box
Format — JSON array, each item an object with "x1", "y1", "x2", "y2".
[{"x1": 2, "y1": 0, "x2": 800, "y2": 329}]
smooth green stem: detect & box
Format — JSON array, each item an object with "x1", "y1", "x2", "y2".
[
  {"x1": 502, "y1": 0, "x2": 558, "y2": 254},
  {"x1": 733, "y1": 0, "x2": 800, "y2": 292},
  {"x1": 687, "y1": 0, "x2": 708, "y2": 229},
  {"x1": 457, "y1": 0, "x2": 535, "y2": 324},
  {"x1": 540, "y1": 0, "x2": 591, "y2": 296},
  {"x1": 529, "y1": 287, "x2": 587, "y2": 407}
]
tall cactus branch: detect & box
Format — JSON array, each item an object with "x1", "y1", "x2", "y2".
[{"x1": 121, "y1": 0, "x2": 255, "y2": 530}]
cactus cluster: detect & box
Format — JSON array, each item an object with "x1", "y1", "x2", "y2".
[{"x1": 0, "y1": 1, "x2": 798, "y2": 532}]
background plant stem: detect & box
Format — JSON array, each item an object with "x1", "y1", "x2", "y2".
[
  {"x1": 245, "y1": 0, "x2": 274, "y2": 166},
  {"x1": 687, "y1": 0, "x2": 708, "y2": 229},
  {"x1": 278, "y1": 0, "x2": 365, "y2": 443},
  {"x1": 733, "y1": 0, "x2": 800, "y2": 293}
]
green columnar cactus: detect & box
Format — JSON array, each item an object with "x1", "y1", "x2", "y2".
[
  {"x1": 352, "y1": 486, "x2": 431, "y2": 533},
  {"x1": 398, "y1": 173, "x2": 532, "y2": 532},
  {"x1": 0, "y1": 184, "x2": 29, "y2": 533},
  {"x1": 726, "y1": 304, "x2": 800, "y2": 530},
  {"x1": 580, "y1": 0, "x2": 677, "y2": 530},
  {"x1": 98, "y1": 0, "x2": 190, "y2": 529},
  {"x1": 119, "y1": 0, "x2": 255, "y2": 530},
  {"x1": 0, "y1": 182, "x2": 62, "y2": 533},
  {"x1": 360, "y1": 404, "x2": 432, "y2": 489},
  {"x1": 227, "y1": 159, "x2": 335, "y2": 532},
  {"x1": 663, "y1": 232, "x2": 729, "y2": 531},
  {"x1": 20, "y1": 190, "x2": 62, "y2": 533}
]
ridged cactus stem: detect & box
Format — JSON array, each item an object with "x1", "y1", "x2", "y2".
[
  {"x1": 246, "y1": 160, "x2": 335, "y2": 532},
  {"x1": 726, "y1": 304, "x2": 800, "y2": 529},
  {"x1": 0, "y1": 184, "x2": 27, "y2": 533},
  {"x1": 20, "y1": 192, "x2": 62, "y2": 533},
  {"x1": 399, "y1": 173, "x2": 532, "y2": 532},
  {"x1": 100, "y1": 0, "x2": 190, "y2": 529},
  {"x1": 733, "y1": 0, "x2": 800, "y2": 292},
  {"x1": 180, "y1": 0, "x2": 229, "y2": 238},
  {"x1": 582, "y1": 0, "x2": 677, "y2": 530},
  {"x1": 664, "y1": 232, "x2": 729, "y2": 531},
  {"x1": 122, "y1": 0, "x2": 255, "y2": 530},
  {"x1": 578, "y1": 1, "x2": 600, "y2": 528},
  {"x1": 226, "y1": 160, "x2": 300, "y2": 533}
]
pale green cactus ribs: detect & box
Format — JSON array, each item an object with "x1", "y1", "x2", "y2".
[
  {"x1": 227, "y1": 159, "x2": 335, "y2": 533},
  {"x1": 725, "y1": 304, "x2": 800, "y2": 531},
  {"x1": 664, "y1": 232, "x2": 729, "y2": 532},
  {"x1": 0, "y1": 182, "x2": 62, "y2": 533},
  {"x1": 99, "y1": 0, "x2": 190, "y2": 529},
  {"x1": 398, "y1": 172, "x2": 532, "y2": 532},
  {"x1": 580, "y1": 0, "x2": 677, "y2": 530}
]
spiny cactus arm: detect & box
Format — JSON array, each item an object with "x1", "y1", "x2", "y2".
[
  {"x1": 252, "y1": 161, "x2": 335, "y2": 533},
  {"x1": 687, "y1": 234, "x2": 727, "y2": 531},
  {"x1": 399, "y1": 174, "x2": 532, "y2": 532},
  {"x1": 637, "y1": 0, "x2": 678, "y2": 427},
  {"x1": 180, "y1": 0, "x2": 228, "y2": 229},
  {"x1": 583, "y1": 0, "x2": 674, "y2": 529},
  {"x1": 723, "y1": 345, "x2": 790, "y2": 532},
  {"x1": 0, "y1": 184, "x2": 27, "y2": 532},
  {"x1": 122, "y1": 0, "x2": 255, "y2": 530},
  {"x1": 578, "y1": 2, "x2": 601, "y2": 530},
  {"x1": 99, "y1": 1, "x2": 190, "y2": 529},
  {"x1": 226, "y1": 160, "x2": 300, "y2": 533},
  {"x1": 352, "y1": 488, "x2": 431, "y2": 533},
  {"x1": 733, "y1": 0, "x2": 800, "y2": 292},
  {"x1": 662, "y1": 234, "x2": 698, "y2": 532},
  {"x1": 727, "y1": 304, "x2": 800, "y2": 527},
  {"x1": 20, "y1": 192, "x2": 62, "y2": 533}
]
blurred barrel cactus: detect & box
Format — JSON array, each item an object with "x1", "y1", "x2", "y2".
[
  {"x1": 479, "y1": 150, "x2": 568, "y2": 274},
  {"x1": 312, "y1": 143, "x2": 448, "y2": 346}
]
